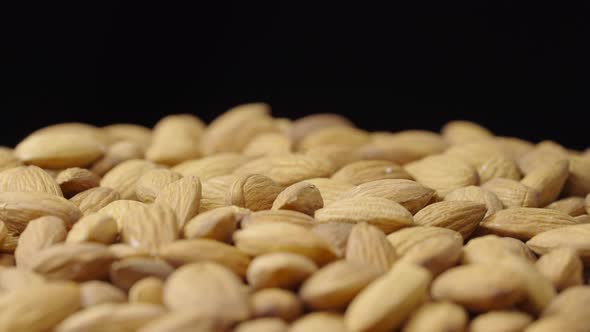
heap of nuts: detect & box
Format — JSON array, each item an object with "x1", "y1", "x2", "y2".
[{"x1": 0, "y1": 102, "x2": 589, "y2": 332}]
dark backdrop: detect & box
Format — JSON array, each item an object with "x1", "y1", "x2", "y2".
[{"x1": 1, "y1": 1, "x2": 588, "y2": 149}]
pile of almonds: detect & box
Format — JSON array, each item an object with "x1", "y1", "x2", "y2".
[{"x1": 0, "y1": 102, "x2": 589, "y2": 332}]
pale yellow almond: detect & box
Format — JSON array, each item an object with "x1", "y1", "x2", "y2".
[
  {"x1": 110, "y1": 257, "x2": 174, "y2": 291},
  {"x1": 343, "y1": 179, "x2": 434, "y2": 214},
  {"x1": 469, "y1": 311, "x2": 533, "y2": 332},
  {"x1": 291, "y1": 312, "x2": 347, "y2": 332},
  {"x1": 305, "y1": 144, "x2": 361, "y2": 171},
  {"x1": 289, "y1": 113, "x2": 354, "y2": 143},
  {"x1": 564, "y1": 155, "x2": 590, "y2": 196},
  {"x1": 137, "y1": 311, "x2": 233, "y2": 332},
  {"x1": 234, "y1": 154, "x2": 333, "y2": 186},
  {"x1": 271, "y1": 181, "x2": 323, "y2": 216},
  {"x1": 15, "y1": 216, "x2": 67, "y2": 269},
  {"x1": 404, "y1": 155, "x2": 479, "y2": 196},
  {"x1": 545, "y1": 196, "x2": 586, "y2": 216},
  {"x1": 299, "y1": 260, "x2": 379, "y2": 310},
  {"x1": 479, "y1": 207, "x2": 577, "y2": 240},
  {"x1": 56, "y1": 167, "x2": 100, "y2": 198},
  {"x1": 100, "y1": 159, "x2": 157, "y2": 199},
  {"x1": 402, "y1": 301, "x2": 468, "y2": 332},
  {"x1": 243, "y1": 132, "x2": 292, "y2": 157},
  {"x1": 183, "y1": 205, "x2": 249, "y2": 242},
  {"x1": 478, "y1": 155, "x2": 522, "y2": 183},
  {"x1": 247, "y1": 252, "x2": 317, "y2": 289},
  {"x1": 0, "y1": 281, "x2": 80, "y2": 332},
  {"x1": 22, "y1": 123, "x2": 109, "y2": 145},
  {"x1": 346, "y1": 222, "x2": 397, "y2": 274},
  {"x1": 129, "y1": 277, "x2": 164, "y2": 305},
  {"x1": 535, "y1": 247, "x2": 582, "y2": 291},
  {"x1": 15, "y1": 130, "x2": 105, "y2": 169},
  {"x1": 65, "y1": 213, "x2": 118, "y2": 244},
  {"x1": 364, "y1": 130, "x2": 448, "y2": 164},
  {"x1": 0, "y1": 191, "x2": 81, "y2": 234},
  {"x1": 233, "y1": 222, "x2": 337, "y2": 265},
  {"x1": 29, "y1": 242, "x2": 115, "y2": 281},
  {"x1": 155, "y1": 176, "x2": 201, "y2": 228},
  {"x1": 0, "y1": 147, "x2": 22, "y2": 171},
  {"x1": 55, "y1": 303, "x2": 166, "y2": 332},
  {"x1": 311, "y1": 222, "x2": 353, "y2": 257},
  {"x1": 574, "y1": 214, "x2": 590, "y2": 224},
  {"x1": 135, "y1": 168, "x2": 182, "y2": 203},
  {"x1": 159, "y1": 239, "x2": 251, "y2": 277},
  {"x1": 298, "y1": 126, "x2": 370, "y2": 151},
  {"x1": 315, "y1": 196, "x2": 414, "y2": 234},
  {"x1": 521, "y1": 160, "x2": 570, "y2": 206},
  {"x1": 0, "y1": 165, "x2": 63, "y2": 196},
  {"x1": 386, "y1": 226, "x2": 462, "y2": 255},
  {"x1": 462, "y1": 235, "x2": 536, "y2": 265},
  {"x1": 90, "y1": 141, "x2": 145, "y2": 176},
  {"x1": 444, "y1": 140, "x2": 509, "y2": 169},
  {"x1": 303, "y1": 177, "x2": 354, "y2": 206},
  {"x1": 108, "y1": 243, "x2": 149, "y2": 259},
  {"x1": 102, "y1": 123, "x2": 152, "y2": 150},
  {"x1": 69, "y1": 187, "x2": 120, "y2": 216},
  {"x1": 345, "y1": 263, "x2": 432, "y2": 332},
  {"x1": 164, "y1": 262, "x2": 250, "y2": 321},
  {"x1": 518, "y1": 141, "x2": 569, "y2": 174},
  {"x1": 171, "y1": 153, "x2": 250, "y2": 180},
  {"x1": 241, "y1": 209, "x2": 316, "y2": 229},
  {"x1": 226, "y1": 174, "x2": 284, "y2": 211},
  {"x1": 331, "y1": 160, "x2": 412, "y2": 185},
  {"x1": 526, "y1": 224, "x2": 590, "y2": 264},
  {"x1": 98, "y1": 199, "x2": 145, "y2": 229},
  {"x1": 396, "y1": 232, "x2": 463, "y2": 276},
  {"x1": 80, "y1": 280, "x2": 126, "y2": 308},
  {"x1": 431, "y1": 264, "x2": 525, "y2": 312},
  {"x1": 413, "y1": 201, "x2": 486, "y2": 238},
  {"x1": 201, "y1": 103, "x2": 277, "y2": 155},
  {"x1": 235, "y1": 318, "x2": 287, "y2": 332},
  {"x1": 523, "y1": 316, "x2": 588, "y2": 332},
  {"x1": 541, "y1": 285, "x2": 590, "y2": 320},
  {"x1": 146, "y1": 114, "x2": 205, "y2": 165},
  {"x1": 495, "y1": 136, "x2": 535, "y2": 160},
  {"x1": 444, "y1": 185, "x2": 503, "y2": 217},
  {"x1": 482, "y1": 178, "x2": 539, "y2": 208},
  {"x1": 200, "y1": 175, "x2": 238, "y2": 212},
  {"x1": 250, "y1": 288, "x2": 303, "y2": 322},
  {"x1": 0, "y1": 267, "x2": 45, "y2": 293},
  {"x1": 441, "y1": 120, "x2": 493, "y2": 144}
]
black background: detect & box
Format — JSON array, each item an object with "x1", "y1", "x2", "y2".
[{"x1": 1, "y1": 1, "x2": 588, "y2": 149}]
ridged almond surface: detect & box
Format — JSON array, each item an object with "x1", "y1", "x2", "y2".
[
  {"x1": 343, "y1": 179, "x2": 434, "y2": 214},
  {"x1": 100, "y1": 159, "x2": 157, "y2": 199},
  {"x1": 0, "y1": 191, "x2": 81, "y2": 234},
  {"x1": 482, "y1": 178, "x2": 539, "y2": 208},
  {"x1": 303, "y1": 177, "x2": 353, "y2": 206},
  {"x1": 243, "y1": 132, "x2": 292, "y2": 157},
  {"x1": 345, "y1": 263, "x2": 432, "y2": 332},
  {"x1": 521, "y1": 160, "x2": 570, "y2": 206},
  {"x1": 155, "y1": 176, "x2": 201, "y2": 228},
  {"x1": 346, "y1": 222, "x2": 397, "y2": 274},
  {"x1": 90, "y1": 141, "x2": 144, "y2": 176},
  {"x1": 145, "y1": 114, "x2": 204, "y2": 165},
  {"x1": 241, "y1": 209, "x2": 316, "y2": 229},
  {"x1": 56, "y1": 167, "x2": 100, "y2": 197},
  {"x1": 109, "y1": 257, "x2": 174, "y2": 291},
  {"x1": 233, "y1": 222, "x2": 337, "y2": 264},
  {"x1": 183, "y1": 205, "x2": 249, "y2": 242},
  {"x1": 441, "y1": 120, "x2": 494, "y2": 144},
  {"x1": 65, "y1": 213, "x2": 118, "y2": 244},
  {"x1": 413, "y1": 201, "x2": 486, "y2": 238},
  {"x1": 15, "y1": 216, "x2": 67, "y2": 269},
  {"x1": 29, "y1": 242, "x2": 115, "y2": 281},
  {"x1": 299, "y1": 260, "x2": 379, "y2": 310},
  {"x1": 159, "y1": 239, "x2": 251, "y2": 277},
  {"x1": 291, "y1": 313, "x2": 348, "y2": 332},
  {"x1": 479, "y1": 207, "x2": 577, "y2": 240},
  {"x1": 331, "y1": 160, "x2": 412, "y2": 185},
  {"x1": 535, "y1": 247, "x2": 583, "y2": 291},
  {"x1": 135, "y1": 168, "x2": 182, "y2": 203},
  {"x1": 55, "y1": 303, "x2": 165, "y2": 332},
  {"x1": 545, "y1": 196, "x2": 586, "y2": 216},
  {"x1": 564, "y1": 155, "x2": 590, "y2": 196},
  {"x1": 129, "y1": 277, "x2": 164, "y2": 305},
  {"x1": 444, "y1": 185, "x2": 503, "y2": 217},
  {"x1": 477, "y1": 155, "x2": 522, "y2": 183},
  {"x1": 171, "y1": 153, "x2": 250, "y2": 180},
  {"x1": 462, "y1": 235, "x2": 536, "y2": 265},
  {"x1": 0, "y1": 165, "x2": 63, "y2": 196},
  {"x1": 0, "y1": 281, "x2": 80, "y2": 332},
  {"x1": 315, "y1": 196, "x2": 414, "y2": 234},
  {"x1": 234, "y1": 154, "x2": 333, "y2": 186},
  {"x1": 526, "y1": 224, "x2": 590, "y2": 263},
  {"x1": 164, "y1": 262, "x2": 250, "y2": 321},
  {"x1": 271, "y1": 181, "x2": 323, "y2": 216},
  {"x1": 289, "y1": 113, "x2": 353, "y2": 143},
  {"x1": 69, "y1": 187, "x2": 120, "y2": 216},
  {"x1": 574, "y1": 214, "x2": 590, "y2": 224},
  {"x1": 311, "y1": 222, "x2": 353, "y2": 257},
  {"x1": 200, "y1": 175, "x2": 238, "y2": 212},
  {"x1": 250, "y1": 288, "x2": 303, "y2": 322},
  {"x1": 404, "y1": 155, "x2": 479, "y2": 196},
  {"x1": 80, "y1": 280, "x2": 126, "y2": 308},
  {"x1": 226, "y1": 174, "x2": 284, "y2": 211},
  {"x1": 469, "y1": 311, "x2": 533, "y2": 332},
  {"x1": 402, "y1": 301, "x2": 468, "y2": 332},
  {"x1": 246, "y1": 252, "x2": 317, "y2": 289}
]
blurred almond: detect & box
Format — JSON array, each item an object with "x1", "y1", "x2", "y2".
[
  {"x1": 291, "y1": 312, "x2": 348, "y2": 332},
  {"x1": 243, "y1": 132, "x2": 292, "y2": 157},
  {"x1": 305, "y1": 144, "x2": 361, "y2": 170},
  {"x1": 311, "y1": 222, "x2": 353, "y2": 258},
  {"x1": 100, "y1": 159, "x2": 157, "y2": 199},
  {"x1": 235, "y1": 318, "x2": 287, "y2": 332},
  {"x1": 469, "y1": 311, "x2": 533, "y2": 332},
  {"x1": 523, "y1": 316, "x2": 588, "y2": 332},
  {"x1": 241, "y1": 209, "x2": 316, "y2": 229},
  {"x1": 65, "y1": 213, "x2": 118, "y2": 244},
  {"x1": 247, "y1": 252, "x2": 317, "y2": 289},
  {"x1": 363, "y1": 130, "x2": 448, "y2": 164},
  {"x1": 526, "y1": 224, "x2": 590, "y2": 264},
  {"x1": 200, "y1": 174, "x2": 238, "y2": 212},
  {"x1": 444, "y1": 185, "x2": 503, "y2": 217},
  {"x1": 155, "y1": 176, "x2": 201, "y2": 228},
  {"x1": 55, "y1": 303, "x2": 165, "y2": 332},
  {"x1": 331, "y1": 160, "x2": 412, "y2": 185},
  {"x1": 69, "y1": 187, "x2": 120, "y2": 216},
  {"x1": 137, "y1": 311, "x2": 232, "y2": 332},
  {"x1": 110, "y1": 257, "x2": 174, "y2": 291},
  {"x1": 15, "y1": 216, "x2": 67, "y2": 269},
  {"x1": 0, "y1": 147, "x2": 22, "y2": 171},
  {"x1": 346, "y1": 222, "x2": 397, "y2": 274},
  {"x1": 495, "y1": 136, "x2": 535, "y2": 160},
  {"x1": 521, "y1": 160, "x2": 570, "y2": 206},
  {"x1": 226, "y1": 174, "x2": 284, "y2": 211},
  {"x1": 413, "y1": 201, "x2": 486, "y2": 238},
  {"x1": 574, "y1": 214, "x2": 590, "y2": 224},
  {"x1": 405, "y1": 155, "x2": 478, "y2": 196},
  {"x1": 482, "y1": 178, "x2": 539, "y2": 208},
  {"x1": 271, "y1": 181, "x2": 323, "y2": 216},
  {"x1": 56, "y1": 167, "x2": 100, "y2": 197},
  {"x1": 135, "y1": 168, "x2": 182, "y2": 203},
  {"x1": 444, "y1": 140, "x2": 509, "y2": 169},
  {"x1": 234, "y1": 154, "x2": 333, "y2": 186},
  {"x1": 129, "y1": 277, "x2": 164, "y2": 305},
  {"x1": 80, "y1": 280, "x2": 126, "y2": 308},
  {"x1": 90, "y1": 141, "x2": 144, "y2": 176},
  {"x1": 172, "y1": 153, "x2": 250, "y2": 180},
  {"x1": 480, "y1": 207, "x2": 576, "y2": 240},
  {"x1": 298, "y1": 126, "x2": 370, "y2": 151},
  {"x1": 541, "y1": 285, "x2": 590, "y2": 320},
  {"x1": 564, "y1": 155, "x2": 590, "y2": 196},
  {"x1": 462, "y1": 235, "x2": 536, "y2": 265},
  {"x1": 535, "y1": 247, "x2": 583, "y2": 291},
  {"x1": 102, "y1": 123, "x2": 152, "y2": 150},
  {"x1": 289, "y1": 113, "x2": 353, "y2": 143},
  {"x1": 402, "y1": 301, "x2": 468, "y2": 332},
  {"x1": 518, "y1": 141, "x2": 568, "y2": 174},
  {"x1": 146, "y1": 114, "x2": 205, "y2": 165},
  {"x1": 545, "y1": 196, "x2": 586, "y2": 216},
  {"x1": 0, "y1": 165, "x2": 63, "y2": 196},
  {"x1": 0, "y1": 266, "x2": 45, "y2": 292},
  {"x1": 478, "y1": 155, "x2": 521, "y2": 183},
  {"x1": 441, "y1": 120, "x2": 493, "y2": 144},
  {"x1": 183, "y1": 205, "x2": 249, "y2": 242},
  {"x1": 343, "y1": 179, "x2": 434, "y2": 214},
  {"x1": 303, "y1": 178, "x2": 353, "y2": 206},
  {"x1": 250, "y1": 288, "x2": 303, "y2": 322},
  {"x1": 395, "y1": 232, "x2": 463, "y2": 276}
]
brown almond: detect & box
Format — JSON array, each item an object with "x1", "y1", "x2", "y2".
[
  {"x1": 574, "y1": 214, "x2": 590, "y2": 224},
  {"x1": 315, "y1": 196, "x2": 414, "y2": 234},
  {"x1": 247, "y1": 252, "x2": 317, "y2": 289},
  {"x1": 587, "y1": 193, "x2": 590, "y2": 214},
  {"x1": 155, "y1": 176, "x2": 202, "y2": 228},
  {"x1": 146, "y1": 114, "x2": 205, "y2": 165},
  {"x1": 100, "y1": 159, "x2": 157, "y2": 200},
  {"x1": 469, "y1": 311, "x2": 533, "y2": 332},
  {"x1": 480, "y1": 207, "x2": 577, "y2": 240},
  {"x1": 90, "y1": 141, "x2": 145, "y2": 176},
  {"x1": 164, "y1": 262, "x2": 250, "y2": 321},
  {"x1": 65, "y1": 213, "x2": 118, "y2": 244},
  {"x1": 291, "y1": 312, "x2": 348, "y2": 332},
  {"x1": 69, "y1": 187, "x2": 120, "y2": 216},
  {"x1": 234, "y1": 154, "x2": 333, "y2": 186},
  {"x1": 303, "y1": 178, "x2": 353, "y2": 206},
  {"x1": 110, "y1": 257, "x2": 174, "y2": 291},
  {"x1": 226, "y1": 174, "x2": 284, "y2": 211},
  {"x1": 346, "y1": 222, "x2": 397, "y2": 274},
  {"x1": 129, "y1": 277, "x2": 164, "y2": 305},
  {"x1": 15, "y1": 216, "x2": 67, "y2": 269},
  {"x1": 444, "y1": 185, "x2": 503, "y2": 217},
  {"x1": 135, "y1": 168, "x2": 183, "y2": 203},
  {"x1": 80, "y1": 281, "x2": 127, "y2": 308},
  {"x1": 395, "y1": 231, "x2": 463, "y2": 276},
  {"x1": 271, "y1": 181, "x2": 323, "y2": 216},
  {"x1": 183, "y1": 205, "x2": 249, "y2": 242},
  {"x1": 441, "y1": 120, "x2": 493, "y2": 144},
  {"x1": 345, "y1": 263, "x2": 432, "y2": 332},
  {"x1": 521, "y1": 160, "x2": 570, "y2": 206},
  {"x1": 311, "y1": 222, "x2": 353, "y2": 257},
  {"x1": 535, "y1": 247, "x2": 583, "y2": 291},
  {"x1": 545, "y1": 196, "x2": 586, "y2": 216},
  {"x1": 172, "y1": 153, "x2": 250, "y2": 180},
  {"x1": 526, "y1": 224, "x2": 590, "y2": 263},
  {"x1": 0, "y1": 165, "x2": 63, "y2": 196},
  {"x1": 243, "y1": 132, "x2": 292, "y2": 157},
  {"x1": 55, "y1": 303, "x2": 165, "y2": 332},
  {"x1": 331, "y1": 160, "x2": 412, "y2": 185},
  {"x1": 386, "y1": 226, "x2": 463, "y2": 255},
  {"x1": 241, "y1": 209, "x2": 316, "y2": 229},
  {"x1": 402, "y1": 301, "x2": 468, "y2": 332},
  {"x1": 250, "y1": 288, "x2": 303, "y2": 322},
  {"x1": 56, "y1": 167, "x2": 101, "y2": 197},
  {"x1": 482, "y1": 178, "x2": 540, "y2": 208},
  {"x1": 405, "y1": 155, "x2": 479, "y2": 196},
  {"x1": 413, "y1": 201, "x2": 487, "y2": 238}
]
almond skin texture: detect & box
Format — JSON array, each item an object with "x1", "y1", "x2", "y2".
[
  {"x1": 331, "y1": 160, "x2": 412, "y2": 185},
  {"x1": 311, "y1": 222, "x2": 353, "y2": 257},
  {"x1": 413, "y1": 201, "x2": 487, "y2": 238},
  {"x1": 521, "y1": 160, "x2": 570, "y2": 206},
  {"x1": 250, "y1": 288, "x2": 303, "y2": 322},
  {"x1": 15, "y1": 216, "x2": 67, "y2": 269},
  {"x1": 155, "y1": 176, "x2": 202, "y2": 228},
  {"x1": 444, "y1": 185, "x2": 504, "y2": 218},
  {"x1": 314, "y1": 196, "x2": 414, "y2": 234},
  {"x1": 100, "y1": 159, "x2": 157, "y2": 200},
  {"x1": 0, "y1": 165, "x2": 63, "y2": 196},
  {"x1": 345, "y1": 222, "x2": 398, "y2": 274},
  {"x1": 526, "y1": 224, "x2": 590, "y2": 263},
  {"x1": 135, "y1": 168, "x2": 183, "y2": 203},
  {"x1": 477, "y1": 155, "x2": 522, "y2": 183},
  {"x1": 405, "y1": 155, "x2": 479, "y2": 196},
  {"x1": 271, "y1": 181, "x2": 323, "y2": 216},
  {"x1": 535, "y1": 247, "x2": 583, "y2": 291},
  {"x1": 65, "y1": 213, "x2": 118, "y2": 244},
  {"x1": 479, "y1": 207, "x2": 577, "y2": 240},
  {"x1": 226, "y1": 174, "x2": 284, "y2": 211},
  {"x1": 241, "y1": 209, "x2": 316, "y2": 229},
  {"x1": 482, "y1": 178, "x2": 540, "y2": 208},
  {"x1": 171, "y1": 153, "x2": 250, "y2": 180},
  {"x1": 56, "y1": 167, "x2": 100, "y2": 198},
  {"x1": 345, "y1": 263, "x2": 432, "y2": 332},
  {"x1": 246, "y1": 252, "x2": 317, "y2": 289},
  {"x1": 69, "y1": 187, "x2": 120, "y2": 216},
  {"x1": 304, "y1": 177, "x2": 353, "y2": 206},
  {"x1": 233, "y1": 154, "x2": 333, "y2": 186}
]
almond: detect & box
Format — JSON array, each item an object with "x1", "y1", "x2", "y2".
[
  {"x1": 69, "y1": 187, "x2": 120, "y2": 216},
  {"x1": 444, "y1": 185, "x2": 503, "y2": 218},
  {"x1": 146, "y1": 114, "x2": 205, "y2": 165},
  {"x1": 55, "y1": 303, "x2": 165, "y2": 332},
  {"x1": 346, "y1": 222, "x2": 397, "y2": 274},
  {"x1": 517, "y1": 141, "x2": 568, "y2": 174},
  {"x1": 574, "y1": 214, "x2": 590, "y2": 224},
  {"x1": 155, "y1": 176, "x2": 202, "y2": 228},
  {"x1": 441, "y1": 120, "x2": 493, "y2": 144},
  {"x1": 110, "y1": 257, "x2": 174, "y2": 291},
  {"x1": 331, "y1": 160, "x2": 412, "y2": 185},
  {"x1": 0, "y1": 147, "x2": 22, "y2": 171},
  {"x1": 0, "y1": 267, "x2": 45, "y2": 292},
  {"x1": 241, "y1": 209, "x2": 316, "y2": 229},
  {"x1": 65, "y1": 213, "x2": 118, "y2": 244},
  {"x1": 462, "y1": 235, "x2": 536, "y2": 265},
  {"x1": 183, "y1": 205, "x2": 249, "y2": 242},
  {"x1": 477, "y1": 155, "x2": 521, "y2": 183},
  {"x1": 102, "y1": 123, "x2": 152, "y2": 150},
  {"x1": 362, "y1": 130, "x2": 448, "y2": 164},
  {"x1": 100, "y1": 159, "x2": 157, "y2": 199},
  {"x1": 250, "y1": 288, "x2": 303, "y2": 322},
  {"x1": 545, "y1": 196, "x2": 586, "y2": 216},
  {"x1": 469, "y1": 311, "x2": 533, "y2": 332},
  {"x1": 535, "y1": 247, "x2": 583, "y2": 291},
  {"x1": 0, "y1": 165, "x2": 63, "y2": 196},
  {"x1": 311, "y1": 222, "x2": 353, "y2": 257},
  {"x1": 15, "y1": 216, "x2": 67, "y2": 269},
  {"x1": 80, "y1": 281, "x2": 126, "y2": 308},
  {"x1": 564, "y1": 155, "x2": 590, "y2": 196},
  {"x1": 413, "y1": 201, "x2": 486, "y2": 238},
  {"x1": 405, "y1": 155, "x2": 479, "y2": 196},
  {"x1": 90, "y1": 141, "x2": 144, "y2": 176},
  {"x1": 271, "y1": 181, "x2": 323, "y2": 216},
  {"x1": 521, "y1": 160, "x2": 570, "y2": 206},
  {"x1": 129, "y1": 277, "x2": 164, "y2": 305},
  {"x1": 303, "y1": 178, "x2": 353, "y2": 206},
  {"x1": 200, "y1": 174, "x2": 238, "y2": 212},
  {"x1": 226, "y1": 174, "x2": 284, "y2": 211},
  {"x1": 541, "y1": 285, "x2": 590, "y2": 320},
  {"x1": 343, "y1": 179, "x2": 434, "y2": 214},
  {"x1": 444, "y1": 140, "x2": 509, "y2": 169},
  {"x1": 523, "y1": 316, "x2": 588, "y2": 332},
  {"x1": 305, "y1": 144, "x2": 361, "y2": 170},
  {"x1": 171, "y1": 153, "x2": 250, "y2": 180},
  {"x1": 482, "y1": 178, "x2": 540, "y2": 208},
  {"x1": 394, "y1": 230, "x2": 463, "y2": 275},
  {"x1": 289, "y1": 113, "x2": 353, "y2": 143},
  {"x1": 246, "y1": 252, "x2": 317, "y2": 289},
  {"x1": 402, "y1": 301, "x2": 468, "y2": 332},
  {"x1": 243, "y1": 132, "x2": 292, "y2": 157},
  {"x1": 234, "y1": 154, "x2": 333, "y2": 186},
  {"x1": 526, "y1": 224, "x2": 590, "y2": 264},
  {"x1": 298, "y1": 126, "x2": 370, "y2": 151},
  {"x1": 135, "y1": 168, "x2": 183, "y2": 203},
  {"x1": 56, "y1": 167, "x2": 100, "y2": 197},
  {"x1": 291, "y1": 312, "x2": 348, "y2": 332},
  {"x1": 137, "y1": 311, "x2": 232, "y2": 332}
]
